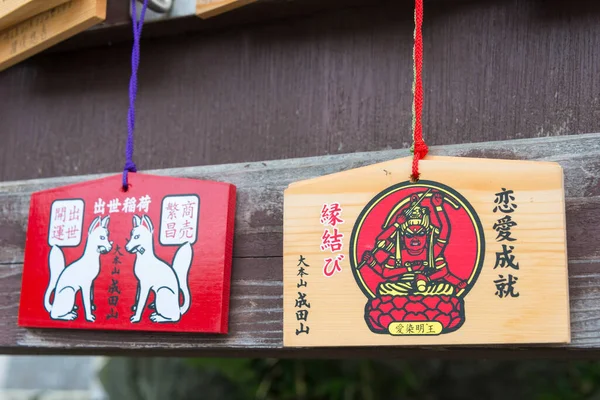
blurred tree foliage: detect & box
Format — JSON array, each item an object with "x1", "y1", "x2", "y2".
[{"x1": 101, "y1": 358, "x2": 600, "y2": 400}]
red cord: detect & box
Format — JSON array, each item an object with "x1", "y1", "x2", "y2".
[{"x1": 411, "y1": 0, "x2": 428, "y2": 182}]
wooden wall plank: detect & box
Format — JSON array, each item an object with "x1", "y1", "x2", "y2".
[
  {"x1": 1, "y1": 0, "x2": 600, "y2": 182},
  {"x1": 0, "y1": 133, "x2": 599, "y2": 355}
]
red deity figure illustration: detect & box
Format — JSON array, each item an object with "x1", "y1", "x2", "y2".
[{"x1": 350, "y1": 181, "x2": 485, "y2": 335}]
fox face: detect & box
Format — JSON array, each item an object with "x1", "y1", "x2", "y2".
[
  {"x1": 88, "y1": 216, "x2": 112, "y2": 254},
  {"x1": 126, "y1": 215, "x2": 154, "y2": 255}
]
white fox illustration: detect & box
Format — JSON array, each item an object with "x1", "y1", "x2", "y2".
[
  {"x1": 44, "y1": 216, "x2": 112, "y2": 321},
  {"x1": 126, "y1": 215, "x2": 193, "y2": 323}
]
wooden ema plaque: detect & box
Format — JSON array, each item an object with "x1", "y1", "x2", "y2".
[
  {"x1": 0, "y1": 0, "x2": 106, "y2": 72},
  {"x1": 0, "y1": 0, "x2": 70, "y2": 31},
  {"x1": 283, "y1": 156, "x2": 570, "y2": 346},
  {"x1": 19, "y1": 173, "x2": 236, "y2": 333},
  {"x1": 196, "y1": 0, "x2": 256, "y2": 19}
]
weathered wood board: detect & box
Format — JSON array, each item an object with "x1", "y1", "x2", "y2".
[
  {"x1": 0, "y1": 0, "x2": 106, "y2": 72},
  {"x1": 0, "y1": 0, "x2": 70, "y2": 31},
  {"x1": 196, "y1": 0, "x2": 256, "y2": 19},
  {"x1": 1, "y1": 0, "x2": 599, "y2": 184},
  {"x1": 283, "y1": 156, "x2": 569, "y2": 346},
  {"x1": 0, "y1": 133, "x2": 599, "y2": 356}
]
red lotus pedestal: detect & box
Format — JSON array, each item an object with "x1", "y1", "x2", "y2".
[{"x1": 365, "y1": 295, "x2": 464, "y2": 335}]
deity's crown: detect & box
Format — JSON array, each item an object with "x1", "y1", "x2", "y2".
[{"x1": 401, "y1": 205, "x2": 430, "y2": 232}]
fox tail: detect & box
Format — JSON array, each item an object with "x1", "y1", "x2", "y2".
[
  {"x1": 44, "y1": 245, "x2": 66, "y2": 313},
  {"x1": 173, "y1": 242, "x2": 193, "y2": 315}
]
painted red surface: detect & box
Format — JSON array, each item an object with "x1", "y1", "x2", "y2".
[
  {"x1": 350, "y1": 181, "x2": 484, "y2": 335},
  {"x1": 18, "y1": 173, "x2": 236, "y2": 333},
  {"x1": 353, "y1": 183, "x2": 482, "y2": 298}
]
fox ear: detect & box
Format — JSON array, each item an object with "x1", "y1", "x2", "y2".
[
  {"x1": 88, "y1": 216, "x2": 101, "y2": 234},
  {"x1": 142, "y1": 215, "x2": 154, "y2": 233},
  {"x1": 132, "y1": 215, "x2": 141, "y2": 227},
  {"x1": 101, "y1": 216, "x2": 110, "y2": 229}
]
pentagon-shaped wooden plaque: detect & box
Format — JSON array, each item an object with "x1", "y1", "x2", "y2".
[
  {"x1": 283, "y1": 156, "x2": 570, "y2": 346},
  {"x1": 19, "y1": 173, "x2": 236, "y2": 333}
]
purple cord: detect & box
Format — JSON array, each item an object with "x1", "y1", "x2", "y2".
[{"x1": 123, "y1": 0, "x2": 149, "y2": 190}]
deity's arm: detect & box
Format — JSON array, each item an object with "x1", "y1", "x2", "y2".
[
  {"x1": 377, "y1": 224, "x2": 399, "y2": 242},
  {"x1": 431, "y1": 194, "x2": 450, "y2": 257},
  {"x1": 433, "y1": 204, "x2": 450, "y2": 241},
  {"x1": 362, "y1": 246, "x2": 411, "y2": 279}
]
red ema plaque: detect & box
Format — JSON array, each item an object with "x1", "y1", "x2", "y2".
[{"x1": 18, "y1": 173, "x2": 236, "y2": 333}]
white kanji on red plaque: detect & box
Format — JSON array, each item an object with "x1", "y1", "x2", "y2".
[
  {"x1": 159, "y1": 195, "x2": 200, "y2": 245},
  {"x1": 48, "y1": 199, "x2": 85, "y2": 247}
]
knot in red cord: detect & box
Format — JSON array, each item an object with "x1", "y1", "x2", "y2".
[
  {"x1": 411, "y1": 141, "x2": 428, "y2": 182},
  {"x1": 413, "y1": 140, "x2": 429, "y2": 160}
]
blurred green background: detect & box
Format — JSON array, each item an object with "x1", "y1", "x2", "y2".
[{"x1": 100, "y1": 358, "x2": 600, "y2": 400}]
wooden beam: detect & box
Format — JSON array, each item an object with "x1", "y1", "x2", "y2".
[
  {"x1": 53, "y1": 0, "x2": 390, "y2": 52},
  {"x1": 1, "y1": 133, "x2": 599, "y2": 356}
]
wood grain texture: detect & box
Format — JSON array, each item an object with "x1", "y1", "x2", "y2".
[
  {"x1": 0, "y1": 133, "x2": 599, "y2": 355},
  {"x1": 196, "y1": 0, "x2": 257, "y2": 19},
  {"x1": 1, "y1": 0, "x2": 600, "y2": 182},
  {"x1": 0, "y1": 0, "x2": 106, "y2": 71},
  {"x1": 0, "y1": 0, "x2": 70, "y2": 31}
]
